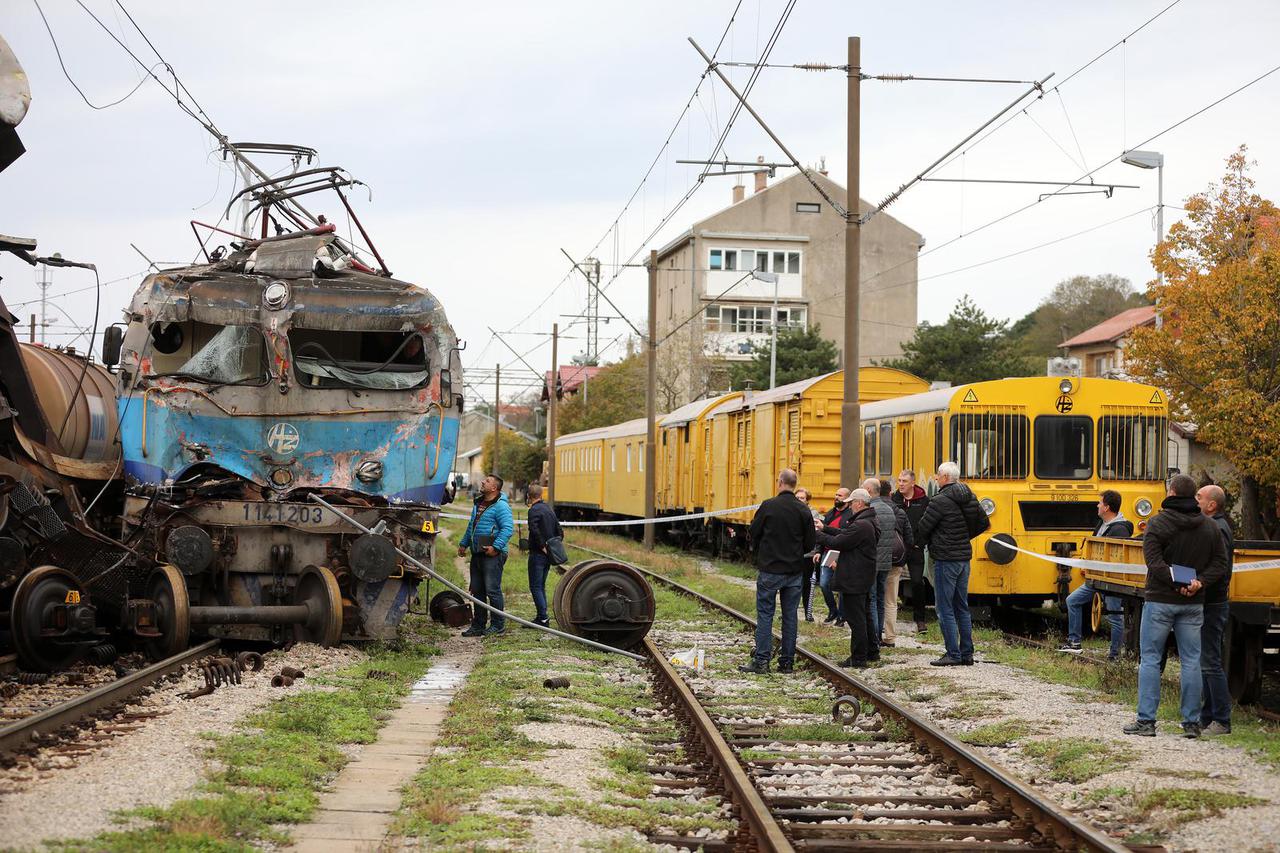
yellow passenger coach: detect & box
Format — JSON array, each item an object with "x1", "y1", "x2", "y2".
[{"x1": 860, "y1": 376, "x2": 1169, "y2": 610}]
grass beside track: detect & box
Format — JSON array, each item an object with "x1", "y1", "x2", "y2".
[
  {"x1": 52, "y1": 621, "x2": 448, "y2": 851},
  {"x1": 391, "y1": 516, "x2": 732, "y2": 848}
]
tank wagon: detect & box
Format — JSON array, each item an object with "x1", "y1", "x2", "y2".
[{"x1": 104, "y1": 225, "x2": 462, "y2": 646}]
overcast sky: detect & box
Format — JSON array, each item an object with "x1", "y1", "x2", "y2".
[{"x1": 3, "y1": 1, "x2": 1279, "y2": 406}]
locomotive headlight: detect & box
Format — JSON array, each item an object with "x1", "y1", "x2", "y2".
[
  {"x1": 1058, "y1": 378, "x2": 1074, "y2": 394},
  {"x1": 269, "y1": 467, "x2": 294, "y2": 488},
  {"x1": 356, "y1": 459, "x2": 383, "y2": 483},
  {"x1": 1135, "y1": 498, "x2": 1154, "y2": 518},
  {"x1": 979, "y1": 497, "x2": 996, "y2": 516}
]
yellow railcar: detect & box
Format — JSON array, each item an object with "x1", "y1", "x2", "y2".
[
  {"x1": 702, "y1": 367, "x2": 928, "y2": 554},
  {"x1": 1080, "y1": 536, "x2": 1279, "y2": 703},
  {"x1": 656, "y1": 392, "x2": 742, "y2": 517},
  {"x1": 860, "y1": 376, "x2": 1169, "y2": 606},
  {"x1": 553, "y1": 417, "x2": 652, "y2": 523},
  {"x1": 551, "y1": 424, "x2": 611, "y2": 514}
]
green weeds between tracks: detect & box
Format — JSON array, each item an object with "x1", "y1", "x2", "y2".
[
  {"x1": 53, "y1": 626, "x2": 447, "y2": 852},
  {"x1": 1020, "y1": 737, "x2": 1138, "y2": 783}
]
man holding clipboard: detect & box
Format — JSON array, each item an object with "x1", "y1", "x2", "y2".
[{"x1": 1124, "y1": 474, "x2": 1229, "y2": 739}]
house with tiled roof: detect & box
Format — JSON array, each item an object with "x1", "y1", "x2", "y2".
[{"x1": 1059, "y1": 305, "x2": 1157, "y2": 378}]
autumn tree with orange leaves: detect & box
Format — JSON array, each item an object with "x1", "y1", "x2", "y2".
[{"x1": 1126, "y1": 147, "x2": 1280, "y2": 539}]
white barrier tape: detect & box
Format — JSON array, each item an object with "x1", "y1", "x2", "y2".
[
  {"x1": 440, "y1": 503, "x2": 762, "y2": 528},
  {"x1": 986, "y1": 537, "x2": 1280, "y2": 574}
]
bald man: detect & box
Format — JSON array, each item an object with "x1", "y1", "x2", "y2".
[{"x1": 1196, "y1": 484, "x2": 1235, "y2": 735}]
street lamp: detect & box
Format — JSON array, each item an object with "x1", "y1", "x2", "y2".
[
  {"x1": 750, "y1": 269, "x2": 782, "y2": 389},
  {"x1": 1121, "y1": 149, "x2": 1164, "y2": 328}
]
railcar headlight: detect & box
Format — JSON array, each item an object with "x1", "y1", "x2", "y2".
[
  {"x1": 1135, "y1": 498, "x2": 1153, "y2": 518},
  {"x1": 979, "y1": 497, "x2": 996, "y2": 516},
  {"x1": 1059, "y1": 378, "x2": 1074, "y2": 394}
]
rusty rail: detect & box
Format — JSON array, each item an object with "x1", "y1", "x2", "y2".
[
  {"x1": 0, "y1": 639, "x2": 219, "y2": 757},
  {"x1": 643, "y1": 636, "x2": 795, "y2": 852},
  {"x1": 575, "y1": 545, "x2": 1130, "y2": 853}
]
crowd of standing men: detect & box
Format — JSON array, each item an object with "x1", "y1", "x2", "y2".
[
  {"x1": 744, "y1": 466, "x2": 1239, "y2": 740},
  {"x1": 742, "y1": 462, "x2": 989, "y2": 674}
]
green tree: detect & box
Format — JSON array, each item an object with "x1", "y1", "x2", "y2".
[
  {"x1": 481, "y1": 430, "x2": 545, "y2": 490},
  {"x1": 1015, "y1": 273, "x2": 1148, "y2": 357},
  {"x1": 556, "y1": 354, "x2": 646, "y2": 435},
  {"x1": 1126, "y1": 146, "x2": 1280, "y2": 539},
  {"x1": 728, "y1": 325, "x2": 839, "y2": 390},
  {"x1": 883, "y1": 296, "x2": 1037, "y2": 384}
]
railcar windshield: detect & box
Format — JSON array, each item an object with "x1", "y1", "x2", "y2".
[
  {"x1": 1034, "y1": 416, "x2": 1093, "y2": 480},
  {"x1": 289, "y1": 329, "x2": 428, "y2": 390},
  {"x1": 950, "y1": 413, "x2": 1028, "y2": 479},
  {"x1": 148, "y1": 323, "x2": 269, "y2": 386},
  {"x1": 1099, "y1": 414, "x2": 1167, "y2": 480}
]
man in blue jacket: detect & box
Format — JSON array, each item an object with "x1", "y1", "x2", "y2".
[{"x1": 457, "y1": 473, "x2": 515, "y2": 637}]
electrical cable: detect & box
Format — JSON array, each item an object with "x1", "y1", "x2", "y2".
[{"x1": 31, "y1": 0, "x2": 159, "y2": 110}]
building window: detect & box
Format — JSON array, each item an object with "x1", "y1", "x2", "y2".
[
  {"x1": 787, "y1": 252, "x2": 800, "y2": 274},
  {"x1": 724, "y1": 249, "x2": 737, "y2": 271},
  {"x1": 710, "y1": 248, "x2": 799, "y2": 275},
  {"x1": 796, "y1": 202, "x2": 821, "y2": 213},
  {"x1": 709, "y1": 249, "x2": 723, "y2": 270},
  {"x1": 705, "y1": 304, "x2": 806, "y2": 333}
]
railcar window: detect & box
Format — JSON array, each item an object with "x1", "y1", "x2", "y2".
[
  {"x1": 148, "y1": 323, "x2": 269, "y2": 385},
  {"x1": 1099, "y1": 414, "x2": 1167, "y2": 480},
  {"x1": 1034, "y1": 416, "x2": 1093, "y2": 480},
  {"x1": 950, "y1": 413, "x2": 1029, "y2": 479},
  {"x1": 289, "y1": 329, "x2": 428, "y2": 390},
  {"x1": 934, "y1": 417, "x2": 943, "y2": 472},
  {"x1": 878, "y1": 423, "x2": 893, "y2": 475},
  {"x1": 863, "y1": 425, "x2": 877, "y2": 478}
]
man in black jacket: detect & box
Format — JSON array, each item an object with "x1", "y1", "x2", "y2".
[
  {"x1": 1195, "y1": 484, "x2": 1235, "y2": 735},
  {"x1": 815, "y1": 488, "x2": 880, "y2": 667},
  {"x1": 893, "y1": 470, "x2": 930, "y2": 632},
  {"x1": 1124, "y1": 474, "x2": 1228, "y2": 738},
  {"x1": 741, "y1": 469, "x2": 815, "y2": 674},
  {"x1": 816, "y1": 487, "x2": 853, "y2": 625},
  {"x1": 1060, "y1": 489, "x2": 1133, "y2": 656},
  {"x1": 916, "y1": 462, "x2": 989, "y2": 667},
  {"x1": 524, "y1": 483, "x2": 560, "y2": 628}
]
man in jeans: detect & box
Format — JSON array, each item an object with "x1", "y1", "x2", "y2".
[
  {"x1": 1196, "y1": 484, "x2": 1235, "y2": 735},
  {"x1": 1060, "y1": 490, "x2": 1133, "y2": 657},
  {"x1": 893, "y1": 470, "x2": 931, "y2": 633},
  {"x1": 862, "y1": 478, "x2": 897, "y2": 647},
  {"x1": 457, "y1": 473, "x2": 515, "y2": 637},
  {"x1": 1124, "y1": 474, "x2": 1228, "y2": 738},
  {"x1": 524, "y1": 483, "x2": 561, "y2": 628},
  {"x1": 916, "y1": 461, "x2": 988, "y2": 667},
  {"x1": 814, "y1": 489, "x2": 879, "y2": 668},
  {"x1": 740, "y1": 469, "x2": 815, "y2": 674},
  {"x1": 816, "y1": 488, "x2": 852, "y2": 625}
]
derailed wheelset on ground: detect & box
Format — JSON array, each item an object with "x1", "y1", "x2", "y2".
[{"x1": 552, "y1": 559, "x2": 656, "y2": 649}]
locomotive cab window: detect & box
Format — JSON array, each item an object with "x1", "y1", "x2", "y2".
[
  {"x1": 289, "y1": 329, "x2": 428, "y2": 390},
  {"x1": 147, "y1": 322, "x2": 269, "y2": 386},
  {"x1": 1099, "y1": 414, "x2": 1167, "y2": 480},
  {"x1": 1034, "y1": 416, "x2": 1093, "y2": 480}
]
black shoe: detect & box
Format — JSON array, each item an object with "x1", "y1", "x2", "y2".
[
  {"x1": 1182, "y1": 722, "x2": 1202, "y2": 739},
  {"x1": 915, "y1": 621, "x2": 927, "y2": 633},
  {"x1": 880, "y1": 640, "x2": 895, "y2": 648},
  {"x1": 461, "y1": 628, "x2": 484, "y2": 637},
  {"x1": 960, "y1": 657, "x2": 974, "y2": 666},
  {"x1": 823, "y1": 614, "x2": 837, "y2": 624},
  {"x1": 777, "y1": 660, "x2": 794, "y2": 674},
  {"x1": 834, "y1": 619, "x2": 846, "y2": 628},
  {"x1": 532, "y1": 617, "x2": 550, "y2": 628},
  {"x1": 838, "y1": 657, "x2": 868, "y2": 669},
  {"x1": 804, "y1": 614, "x2": 815, "y2": 623},
  {"x1": 738, "y1": 659, "x2": 769, "y2": 674},
  {"x1": 483, "y1": 625, "x2": 506, "y2": 637},
  {"x1": 929, "y1": 655, "x2": 962, "y2": 667},
  {"x1": 1123, "y1": 719, "x2": 1156, "y2": 737}
]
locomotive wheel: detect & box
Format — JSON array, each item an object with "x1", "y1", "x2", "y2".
[
  {"x1": 10, "y1": 566, "x2": 85, "y2": 672},
  {"x1": 552, "y1": 560, "x2": 602, "y2": 627},
  {"x1": 552, "y1": 560, "x2": 655, "y2": 649},
  {"x1": 144, "y1": 565, "x2": 191, "y2": 661},
  {"x1": 294, "y1": 565, "x2": 343, "y2": 646}
]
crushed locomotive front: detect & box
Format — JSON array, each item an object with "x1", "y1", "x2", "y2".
[{"x1": 112, "y1": 228, "x2": 461, "y2": 643}]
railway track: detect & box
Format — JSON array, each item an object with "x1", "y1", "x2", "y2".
[
  {"x1": 573, "y1": 545, "x2": 1134, "y2": 853},
  {"x1": 0, "y1": 639, "x2": 219, "y2": 760}
]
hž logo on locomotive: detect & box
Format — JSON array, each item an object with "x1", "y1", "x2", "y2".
[{"x1": 267, "y1": 422, "x2": 301, "y2": 455}]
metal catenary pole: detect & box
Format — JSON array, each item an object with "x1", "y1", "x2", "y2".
[
  {"x1": 548, "y1": 323, "x2": 559, "y2": 506},
  {"x1": 840, "y1": 36, "x2": 863, "y2": 487},
  {"x1": 644, "y1": 250, "x2": 658, "y2": 551},
  {"x1": 493, "y1": 363, "x2": 500, "y2": 479}
]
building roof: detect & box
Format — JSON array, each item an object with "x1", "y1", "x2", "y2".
[
  {"x1": 461, "y1": 410, "x2": 537, "y2": 443},
  {"x1": 1060, "y1": 305, "x2": 1157, "y2": 348},
  {"x1": 542, "y1": 364, "x2": 605, "y2": 401}
]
